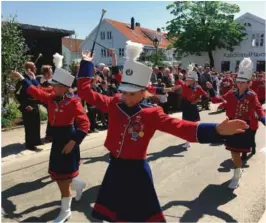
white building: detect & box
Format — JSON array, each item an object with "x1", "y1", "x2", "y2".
[
  {"x1": 180, "y1": 12, "x2": 265, "y2": 72},
  {"x1": 62, "y1": 37, "x2": 84, "y2": 68},
  {"x1": 81, "y1": 17, "x2": 175, "y2": 67}
]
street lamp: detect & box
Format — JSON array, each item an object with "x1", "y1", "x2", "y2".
[{"x1": 153, "y1": 37, "x2": 159, "y2": 66}]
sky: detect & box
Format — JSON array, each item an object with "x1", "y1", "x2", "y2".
[{"x1": 1, "y1": 1, "x2": 266, "y2": 39}]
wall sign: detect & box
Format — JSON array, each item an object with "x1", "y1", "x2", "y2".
[{"x1": 224, "y1": 52, "x2": 266, "y2": 58}]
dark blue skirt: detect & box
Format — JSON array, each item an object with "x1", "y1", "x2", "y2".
[
  {"x1": 48, "y1": 125, "x2": 80, "y2": 180},
  {"x1": 225, "y1": 120, "x2": 256, "y2": 153},
  {"x1": 92, "y1": 155, "x2": 166, "y2": 222},
  {"x1": 182, "y1": 99, "x2": 200, "y2": 121}
]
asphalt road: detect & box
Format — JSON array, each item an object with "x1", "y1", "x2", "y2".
[{"x1": 2, "y1": 106, "x2": 266, "y2": 222}]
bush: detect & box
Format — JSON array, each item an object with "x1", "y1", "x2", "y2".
[
  {"x1": 1, "y1": 103, "x2": 21, "y2": 128},
  {"x1": 40, "y1": 109, "x2": 48, "y2": 121}
]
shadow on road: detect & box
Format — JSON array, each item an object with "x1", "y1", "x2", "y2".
[
  {"x1": 147, "y1": 144, "x2": 188, "y2": 162},
  {"x1": 162, "y1": 181, "x2": 238, "y2": 222},
  {"x1": 19, "y1": 185, "x2": 102, "y2": 222},
  {"x1": 218, "y1": 157, "x2": 251, "y2": 173},
  {"x1": 2, "y1": 176, "x2": 53, "y2": 220},
  {"x1": 81, "y1": 153, "x2": 110, "y2": 165},
  {"x1": 1, "y1": 143, "x2": 25, "y2": 158}
]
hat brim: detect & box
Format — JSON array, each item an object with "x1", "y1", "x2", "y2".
[
  {"x1": 118, "y1": 84, "x2": 145, "y2": 92},
  {"x1": 236, "y1": 78, "x2": 249, "y2": 82},
  {"x1": 48, "y1": 79, "x2": 70, "y2": 88}
]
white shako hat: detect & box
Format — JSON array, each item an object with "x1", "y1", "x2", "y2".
[
  {"x1": 186, "y1": 63, "x2": 198, "y2": 81},
  {"x1": 119, "y1": 41, "x2": 152, "y2": 92},
  {"x1": 49, "y1": 53, "x2": 74, "y2": 88},
  {"x1": 236, "y1": 57, "x2": 253, "y2": 82}
]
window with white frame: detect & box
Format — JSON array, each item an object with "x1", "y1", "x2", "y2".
[
  {"x1": 260, "y1": 34, "x2": 264, "y2": 47},
  {"x1": 107, "y1": 31, "x2": 112, "y2": 40},
  {"x1": 100, "y1": 31, "x2": 105, "y2": 40},
  {"x1": 119, "y1": 48, "x2": 125, "y2": 57},
  {"x1": 101, "y1": 49, "x2": 108, "y2": 57},
  {"x1": 252, "y1": 33, "x2": 265, "y2": 47}
]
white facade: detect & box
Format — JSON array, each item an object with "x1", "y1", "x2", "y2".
[
  {"x1": 62, "y1": 45, "x2": 81, "y2": 69},
  {"x1": 81, "y1": 20, "x2": 175, "y2": 67},
  {"x1": 180, "y1": 13, "x2": 266, "y2": 72},
  {"x1": 81, "y1": 20, "x2": 128, "y2": 67}
]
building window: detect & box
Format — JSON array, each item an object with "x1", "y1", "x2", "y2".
[
  {"x1": 260, "y1": 34, "x2": 264, "y2": 47},
  {"x1": 257, "y1": 61, "x2": 265, "y2": 72},
  {"x1": 235, "y1": 61, "x2": 240, "y2": 72},
  {"x1": 107, "y1": 31, "x2": 112, "y2": 40},
  {"x1": 119, "y1": 48, "x2": 124, "y2": 57},
  {"x1": 221, "y1": 61, "x2": 230, "y2": 72},
  {"x1": 100, "y1": 31, "x2": 105, "y2": 40},
  {"x1": 101, "y1": 49, "x2": 108, "y2": 57}
]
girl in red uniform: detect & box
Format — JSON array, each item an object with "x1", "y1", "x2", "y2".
[
  {"x1": 11, "y1": 53, "x2": 90, "y2": 223},
  {"x1": 175, "y1": 64, "x2": 210, "y2": 148},
  {"x1": 251, "y1": 72, "x2": 265, "y2": 105},
  {"x1": 210, "y1": 58, "x2": 266, "y2": 189},
  {"x1": 77, "y1": 41, "x2": 248, "y2": 222}
]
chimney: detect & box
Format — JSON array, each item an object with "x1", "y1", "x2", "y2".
[
  {"x1": 157, "y1": 28, "x2": 161, "y2": 32},
  {"x1": 135, "y1": 22, "x2": 141, "y2": 27},
  {"x1": 131, "y1": 17, "x2": 135, "y2": 30}
]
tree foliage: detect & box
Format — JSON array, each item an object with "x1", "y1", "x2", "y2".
[
  {"x1": 138, "y1": 49, "x2": 167, "y2": 66},
  {"x1": 2, "y1": 15, "x2": 29, "y2": 106},
  {"x1": 165, "y1": 1, "x2": 246, "y2": 67}
]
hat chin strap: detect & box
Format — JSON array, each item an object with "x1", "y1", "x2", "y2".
[{"x1": 51, "y1": 79, "x2": 71, "y2": 88}]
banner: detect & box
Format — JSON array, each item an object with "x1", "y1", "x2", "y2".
[{"x1": 224, "y1": 52, "x2": 266, "y2": 58}]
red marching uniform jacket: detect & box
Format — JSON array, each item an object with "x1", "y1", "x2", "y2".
[
  {"x1": 23, "y1": 78, "x2": 90, "y2": 144},
  {"x1": 178, "y1": 81, "x2": 208, "y2": 102},
  {"x1": 212, "y1": 89, "x2": 266, "y2": 130},
  {"x1": 251, "y1": 79, "x2": 266, "y2": 101},
  {"x1": 77, "y1": 60, "x2": 226, "y2": 160}
]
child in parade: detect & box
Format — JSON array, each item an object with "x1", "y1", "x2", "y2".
[
  {"x1": 209, "y1": 58, "x2": 266, "y2": 189},
  {"x1": 175, "y1": 64, "x2": 211, "y2": 148},
  {"x1": 77, "y1": 40, "x2": 248, "y2": 222},
  {"x1": 11, "y1": 53, "x2": 90, "y2": 223}
]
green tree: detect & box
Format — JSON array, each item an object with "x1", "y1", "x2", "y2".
[
  {"x1": 62, "y1": 53, "x2": 69, "y2": 70},
  {"x1": 2, "y1": 15, "x2": 29, "y2": 106},
  {"x1": 138, "y1": 49, "x2": 167, "y2": 66},
  {"x1": 165, "y1": 1, "x2": 246, "y2": 67}
]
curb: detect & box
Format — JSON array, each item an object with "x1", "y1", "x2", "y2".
[
  {"x1": 258, "y1": 210, "x2": 266, "y2": 223},
  {"x1": 2, "y1": 121, "x2": 47, "y2": 132}
]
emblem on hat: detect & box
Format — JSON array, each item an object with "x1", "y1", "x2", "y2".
[{"x1": 125, "y1": 69, "x2": 133, "y2": 76}]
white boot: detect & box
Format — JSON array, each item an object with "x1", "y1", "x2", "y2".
[
  {"x1": 71, "y1": 178, "x2": 86, "y2": 201},
  {"x1": 52, "y1": 197, "x2": 72, "y2": 223},
  {"x1": 228, "y1": 168, "x2": 242, "y2": 189},
  {"x1": 182, "y1": 142, "x2": 191, "y2": 148}
]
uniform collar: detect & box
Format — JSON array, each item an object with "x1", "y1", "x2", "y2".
[{"x1": 235, "y1": 88, "x2": 249, "y2": 100}]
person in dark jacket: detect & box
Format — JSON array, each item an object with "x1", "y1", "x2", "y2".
[{"x1": 15, "y1": 62, "x2": 42, "y2": 150}]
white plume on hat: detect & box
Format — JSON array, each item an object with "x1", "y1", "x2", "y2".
[
  {"x1": 49, "y1": 53, "x2": 74, "y2": 88},
  {"x1": 119, "y1": 41, "x2": 152, "y2": 92},
  {"x1": 237, "y1": 57, "x2": 253, "y2": 82},
  {"x1": 53, "y1": 53, "x2": 64, "y2": 69},
  {"x1": 186, "y1": 63, "x2": 198, "y2": 81},
  {"x1": 125, "y1": 41, "x2": 143, "y2": 60}
]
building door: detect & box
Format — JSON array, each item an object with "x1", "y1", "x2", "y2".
[
  {"x1": 221, "y1": 61, "x2": 230, "y2": 72},
  {"x1": 256, "y1": 61, "x2": 265, "y2": 72},
  {"x1": 235, "y1": 61, "x2": 240, "y2": 72}
]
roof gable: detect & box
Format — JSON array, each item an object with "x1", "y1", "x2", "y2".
[
  {"x1": 236, "y1": 12, "x2": 265, "y2": 25},
  {"x1": 105, "y1": 18, "x2": 171, "y2": 48},
  {"x1": 62, "y1": 37, "x2": 84, "y2": 53}
]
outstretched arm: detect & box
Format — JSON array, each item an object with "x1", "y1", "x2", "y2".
[
  {"x1": 77, "y1": 51, "x2": 114, "y2": 113},
  {"x1": 154, "y1": 107, "x2": 248, "y2": 144},
  {"x1": 11, "y1": 71, "x2": 52, "y2": 104}
]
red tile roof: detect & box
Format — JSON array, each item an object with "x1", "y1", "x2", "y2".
[
  {"x1": 105, "y1": 19, "x2": 171, "y2": 48},
  {"x1": 62, "y1": 37, "x2": 84, "y2": 53}
]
